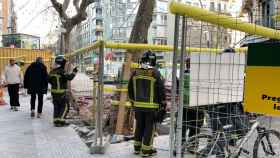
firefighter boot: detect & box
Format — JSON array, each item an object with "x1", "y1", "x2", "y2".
[{"x1": 141, "y1": 148, "x2": 157, "y2": 157}]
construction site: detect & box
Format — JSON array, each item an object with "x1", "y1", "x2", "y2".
[{"x1": 2, "y1": 0, "x2": 280, "y2": 158}]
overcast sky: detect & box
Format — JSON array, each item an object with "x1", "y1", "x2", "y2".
[
  {"x1": 15, "y1": 0, "x2": 59, "y2": 44},
  {"x1": 14, "y1": 0, "x2": 243, "y2": 45}
]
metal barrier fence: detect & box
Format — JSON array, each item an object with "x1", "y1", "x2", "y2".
[
  {"x1": 169, "y1": 1, "x2": 280, "y2": 158},
  {"x1": 67, "y1": 2, "x2": 280, "y2": 157},
  {"x1": 68, "y1": 2, "x2": 280, "y2": 158},
  {"x1": 67, "y1": 39, "x2": 249, "y2": 155}
]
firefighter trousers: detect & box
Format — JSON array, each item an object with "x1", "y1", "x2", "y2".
[
  {"x1": 52, "y1": 93, "x2": 68, "y2": 124},
  {"x1": 134, "y1": 111, "x2": 156, "y2": 152}
]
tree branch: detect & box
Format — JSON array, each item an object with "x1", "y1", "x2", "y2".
[
  {"x1": 70, "y1": 0, "x2": 95, "y2": 26},
  {"x1": 73, "y1": 0, "x2": 80, "y2": 12},
  {"x1": 50, "y1": 0, "x2": 69, "y2": 21},
  {"x1": 62, "y1": 0, "x2": 71, "y2": 12}
]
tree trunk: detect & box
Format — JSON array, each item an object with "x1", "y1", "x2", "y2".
[
  {"x1": 63, "y1": 32, "x2": 70, "y2": 54},
  {"x1": 115, "y1": 0, "x2": 156, "y2": 135},
  {"x1": 63, "y1": 31, "x2": 77, "y2": 116},
  {"x1": 128, "y1": 0, "x2": 155, "y2": 60}
]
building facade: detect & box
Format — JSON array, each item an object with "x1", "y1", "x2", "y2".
[
  {"x1": 240, "y1": 0, "x2": 278, "y2": 45},
  {"x1": 2, "y1": 33, "x2": 40, "y2": 49},
  {"x1": 70, "y1": 0, "x2": 243, "y2": 65},
  {"x1": 0, "y1": 0, "x2": 17, "y2": 46},
  {"x1": 168, "y1": 0, "x2": 240, "y2": 48},
  {"x1": 70, "y1": 0, "x2": 169, "y2": 62}
]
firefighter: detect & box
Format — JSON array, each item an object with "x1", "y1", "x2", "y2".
[
  {"x1": 128, "y1": 51, "x2": 166, "y2": 157},
  {"x1": 48, "y1": 56, "x2": 78, "y2": 127}
]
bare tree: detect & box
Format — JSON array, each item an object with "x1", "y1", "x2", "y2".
[
  {"x1": 50, "y1": 0, "x2": 95, "y2": 114},
  {"x1": 128, "y1": 0, "x2": 156, "y2": 60},
  {"x1": 116, "y1": 0, "x2": 156, "y2": 134},
  {"x1": 50, "y1": 0, "x2": 95, "y2": 54}
]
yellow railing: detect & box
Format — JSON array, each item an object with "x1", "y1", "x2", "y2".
[
  {"x1": 67, "y1": 40, "x2": 247, "y2": 58},
  {"x1": 169, "y1": 1, "x2": 280, "y2": 40}
]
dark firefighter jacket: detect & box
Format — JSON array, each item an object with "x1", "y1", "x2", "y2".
[
  {"x1": 48, "y1": 67, "x2": 76, "y2": 94},
  {"x1": 128, "y1": 67, "x2": 165, "y2": 111}
]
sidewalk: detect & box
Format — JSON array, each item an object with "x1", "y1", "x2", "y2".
[
  {"x1": 0, "y1": 94, "x2": 92, "y2": 158},
  {"x1": 0, "y1": 93, "x2": 172, "y2": 158},
  {"x1": 1, "y1": 92, "x2": 280, "y2": 158}
]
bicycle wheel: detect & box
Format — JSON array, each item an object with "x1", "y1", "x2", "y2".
[
  {"x1": 185, "y1": 133, "x2": 220, "y2": 157},
  {"x1": 253, "y1": 130, "x2": 280, "y2": 158}
]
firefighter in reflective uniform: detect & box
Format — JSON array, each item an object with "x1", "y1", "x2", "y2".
[
  {"x1": 48, "y1": 56, "x2": 78, "y2": 127},
  {"x1": 128, "y1": 51, "x2": 166, "y2": 157}
]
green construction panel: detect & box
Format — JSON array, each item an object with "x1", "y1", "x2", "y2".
[{"x1": 247, "y1": 43, "x2": 280, "y2": 66}]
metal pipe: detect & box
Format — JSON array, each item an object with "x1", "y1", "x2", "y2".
[
  {"x1": 67, "y1": 40, "x2": 247, "y2": 58},
  {"x1": 66, "y1": 40, "x2": 102, "y2": 58},
  {"x1": 98, "y1": 41, "x2": 105, "y2": 146},
  {"x1": 176, "y1": 16, "x2": 187, "y2": 158},
  {"x1": 170, "y1": 14, "x2": 180, "y2": 158},
  {"x1": 169, "y1": 1, "x2": 280, "y2": 40},
  {"x1": 105, "y1": 41, "x2": 246, "y2": 53}
]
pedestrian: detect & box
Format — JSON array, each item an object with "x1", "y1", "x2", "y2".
[
  {"x1": 4, "y1": 58, "x2": 22, "y2": 111},
  {"x1": 24, "y1": 57, "x2": 48, "y2": 118},
  {"x1": 128, "y1": 51, "x2": 166, "y2": 157},
  {"x1": 48, "y1": 56, "x2": 78, "y2": 127}
]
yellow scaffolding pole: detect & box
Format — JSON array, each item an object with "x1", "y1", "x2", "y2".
[
  {"x1": 105, "y1": 41, "x2": 246, "y2": 53},
  {"x1": 169, "y1": 1, "x2": 280, "y2": 40},
  {"x1": 67, "y1": 40, "x2": 247, "y2": 58},
  {"x1": 66, "y1": 40, "x2": 102, "y2": 58}
]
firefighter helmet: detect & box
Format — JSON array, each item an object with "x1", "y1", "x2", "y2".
[
  {"x1": 140, "y1": 50, "x2": 157, "y2": 67},
  {"x1": 55, "y1": 55, "x2": 66, "y2": 68}
]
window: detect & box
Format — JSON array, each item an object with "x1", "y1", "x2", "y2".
[
  {"x1": 153, "y1": 38, "x2": 167, "y2": 45},
  {"x1": 193, "y1": 2, "x2": 199, "y2": 6},
  {"x1": 153, "y1": 15, "x2": 157, "y2": 21},
  {"x1": 262, "y1": 1, "x2": 273, "y2": 27},
  {"x1": 95, "y1": 31, "x2": 103, "y2": 37},
  {"x1": 210, "y1": 2, "x2": 215, "y2": 11},
  {"x1": 217, "y1": 3, "x2": 221, "y2": 12},
  {"x1": 224, "y1": 4, "x2": 227, "y2": 11},
  {"x1": 96, "y1": 19, "x2": 103, "y2": 26},
  {"x1": 96, "y1": 8, "x2": 102, "y2": 16},
  {"x1": 161, "y1": 15, "x2": 167, "y2": 25}
]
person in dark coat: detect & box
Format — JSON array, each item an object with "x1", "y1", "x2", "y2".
[{"x1": 24, "y1": 57, "x2": 48, "y2": 118}]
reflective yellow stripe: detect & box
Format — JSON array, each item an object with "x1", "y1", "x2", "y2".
[
  {"x1": 134, "y1": 141, "x2": 142, "y2": 147},
  {"x1": 134, "y1": 75, "x2": 156, "y2": 81},
  {"x1": 53, "y1": 118, "x2": 65, "y2": 122},
  {"x1": 142, "y1": 144, "x2": 152, "y2": 150},
  {"x1": 51, "y1": 89, "x2": 65, "y2": 93},
  {"x1": 50, "y1": 74, "x2": 65, "y2": 94},
  {"x1": 62, "y1": 103, "x2": 68, "y2": 119},
  {"x1": 103, "y1": 87, "x2": 127, "y2": 92},
  {"x1": 133, "y1": 101, "x2": 159, "y2": 108},
  {"x1": 132, "y1": 75, "x2": 157, "y2": 108}
]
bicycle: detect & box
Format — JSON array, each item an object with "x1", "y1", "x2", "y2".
[{"x1": 185, "y1": 115, "x2": 280, "y2": 158}]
